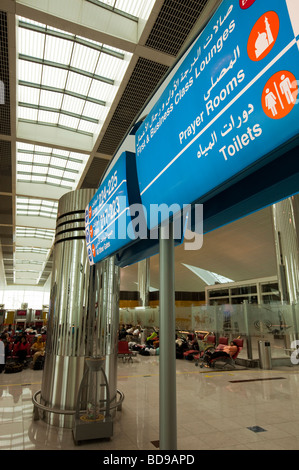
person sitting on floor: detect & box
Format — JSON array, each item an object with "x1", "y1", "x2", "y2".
[
  {"x1": 30, "y1": 335, "x2": 45, "y2": 368},
  {"x1": 14, "y1": 335, "x2": 29, "y2": 365},
  {"x1": 204, "y1": 341, "x2": 238, "y2": 367}
]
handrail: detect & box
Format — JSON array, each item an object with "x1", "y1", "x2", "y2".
[{"x1": 32, "y1": 389, "x2": 125, "y2": 417}]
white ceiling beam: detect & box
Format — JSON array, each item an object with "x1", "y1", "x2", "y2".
[
  {"x1": 15, "y1": 252, "x2": 49, "y2": 262},
  {"x1": 16, "y1": 182, "x2": 69, "y2": 201},
  {"x1": 15, "y1": 0, "x2": 173, "y2": 66},
  {"x1": 16, "y1": 0, "x2": 139, "y2": 48},
  {"x1": 15, "y1": 237, "x2": 53, "y2": 249},
  {"x1": 17, "y1": 121, "x2": 94, "y2": 153}
]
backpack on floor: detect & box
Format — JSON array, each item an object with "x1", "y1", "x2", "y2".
[
  {"x1": 33, "y1": 355, "x2": 45, "y2": 370},
  {"x1": 4, "y1": 362, "x2": 23, "y2": 373}
]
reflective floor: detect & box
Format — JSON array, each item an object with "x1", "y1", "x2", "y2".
[{"x1": 1, "y1": 356, "x2": 299, "y2": 450}]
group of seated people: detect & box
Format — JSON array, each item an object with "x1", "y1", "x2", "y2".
[
  {"x1": 119, "y1": 324, "x2": 142, "y2": 341},
  {"x1": 0, "y1": 324, "x2": 47, "y2": 369},
  {"x1": 203, "y1": 340, "x2": 238, "y2": 367},
  {"x1": 175, "y1": 331, "x2": 242, "y2": 368},
  {"x1": 119, "y1": 324, "x2": 160, "y2": 356}
]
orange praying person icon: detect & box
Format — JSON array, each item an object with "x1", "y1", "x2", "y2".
[{"x1": 247, "y1": 11, "x2": 280, "y2": 62}]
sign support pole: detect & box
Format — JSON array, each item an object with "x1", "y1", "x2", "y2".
[{"x1": 159, "y1": 221, "x2": 177, "y2": 450}]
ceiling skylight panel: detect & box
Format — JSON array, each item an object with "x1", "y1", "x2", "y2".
[
  {"x1": 88, "y1": 79, "x2": 114, "y2": 103},
  {"x1": 16, "y1": 196, "x2": 29, "y2": 204},
  {"x1": 70, "y1": 151, "x2": 88, "y2": 161},
  {"x1": 65, "y1": 160, "x2": 82, "y2": 171},
  {"x1": 39, "y1": 89, "x2": 63, "y2": 109},
  {"x1": 17, "y1": 163, "x2": 33, "y2": 173},
  {"x1": 32, "y1": 165, "x2": 48, "y2": 174},
  {"x1": 16, "y1": 260, "x2": 43, "y2": 265},
  {"x1": 32, "y1": 175, "x2": 47, "y2": 183},
  {"x1": 48, "y1": 167, "x2": 64, "y2": 178},
  {"x1": 116, "y1": 0, "x2": 155, "y2": 19},
  {"x1": 58, "y1": 114, "x2": 80, "y2": 130},
  {"x1": 17, "y1": 142, "x2": 33, "y2": 151},
  {"x1": 66, "y1": 71, "x2": 92, "y2": 96},
  {"x1": 29, "y1": 198, "x2": 42, "y2": 206},
  {"x1": 18, "y1": 60, "x2": 42, "y2": 84},
  {"x1": 42, "y1": 65, "x2": 68, "y2": 89},
  {"x1": 96, "y1": 105, "x2": 109, "y2": 122},
  {"x1": 71, "y1": 43, "x2": 99, "y2": 74},
  {"x1": 17, "y1": 174, "x2": 29, "y2": 182},
  {"x1": 82, "y1": 101, "x2": 103, "y2": 119},
  {"x1": 53, "y1": 148, "x2": 69, "y2": 157},
  {"x1": 95, "y1": 53, "x2": 122, "y2": 81},
  {"x1": 77, "y1": 120, "x2": 98, "y2": 134},
  {"x1": 19, "y1": 210, "x2": 40, "y2": 217},
  {"x1": 18, "y1": 85, "x2": 40, "y2": 105},
  {"x1": 18, "y1": 17, "x2": 45, "y2": 28},
  {"x1": 44, "y1": 35, "x2": 74, "y2": 64},
  {"x1": 61, "y1": 94, "x2": 85, "y2": 115},
  {"x1": 115, "y1": 0, "x2": 134, "y2": 15},
  {"x1": 41, "y1": 200, "x2": 55, "y2": 208},
  {"x1": 38, "y1": 109, "x2": 59, "y2": 124},
  {"x1": 17, "y1": 153, "x2": 33, "y2": 163},
  {"x1": 16, "y1": 247, "x2": 49, "y2": 254},
  {"x1": 40, "y1": 211, "x2": 57, "y2": 219},
  {"x1": 48, "y1": 201, "x2": 58, "y2": 209},
  {"x1": 18, "y1": 106, "x2": 38, "y2": 121},
  {"x1": 33, "y1": 154, "x2": 50, "y2": 165},
  {"x1": 18, "y1": 27, "x2": 45, "y2": 59},
  {"x1": 29, "y1": 204, "x2": 41, "y2": 211},
  {"x1": 98, "y1": 0, "x2": 142, "y2": 18},
  {"x1": 46, "y1": 176, "x2": 66, "y2": 187},
  {"x1": 51, "y1": 157, "x2": 67, "y2": 168}
]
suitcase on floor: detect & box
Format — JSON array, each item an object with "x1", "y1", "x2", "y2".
[{"x1": 4, "y1": 362, "x2": 23, "y2": 373}]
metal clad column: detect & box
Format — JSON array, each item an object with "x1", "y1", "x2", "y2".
[
  {"x1": 138, "y1": 258, "x2": 150, "y2": 306},
  {"x1": 86, "y1": 257, "x2": 120, "y2": 416},
  {"x1": 40, "y1": 189, "x2": 120, "y2": 428},
  {"x1": 159, "y1": 222, "x2": 177, "y2": 450},
  {"x1": 272, "y1": 195, "x2": 299, "y2": 304}
]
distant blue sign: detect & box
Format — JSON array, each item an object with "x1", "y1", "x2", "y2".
[
  {"x1": 85, "y1": 151, "x2": 139, "y2": 265},
  {"x1": 135, "y1": 0, "x2": 299, "y2": 230}
]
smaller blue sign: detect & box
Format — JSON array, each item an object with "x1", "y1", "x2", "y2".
[{"x1": 85, "y1": 151, "x2": 139, "y2": 265}]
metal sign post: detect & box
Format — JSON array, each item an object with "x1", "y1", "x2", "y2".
[{"x1": 159, "y1": 222, "x2": 177, "y2": 450}]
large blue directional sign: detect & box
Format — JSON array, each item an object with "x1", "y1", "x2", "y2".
[
  {"x1": 85, "y1": 151, "x2": 139, "y2": 265},
  {"x1": 135, "y1": 0, "x2": 299, "y2": 230}
]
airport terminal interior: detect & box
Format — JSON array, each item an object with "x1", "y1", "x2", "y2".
[{"x1": 0, "y1": 0, "x2": 299, "y2": 452}]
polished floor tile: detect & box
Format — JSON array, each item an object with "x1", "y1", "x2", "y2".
[{"x1": 1, "y1": 356, "x2": 299, "y2": 451}]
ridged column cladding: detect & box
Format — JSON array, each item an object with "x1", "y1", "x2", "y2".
[{"x1": 40, "y1": 189, "x2": 120, "y2": 428}]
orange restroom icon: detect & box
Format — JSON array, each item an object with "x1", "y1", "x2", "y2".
[{"x1": 262, "y1": 70, "x2": 298, "y2": 119}]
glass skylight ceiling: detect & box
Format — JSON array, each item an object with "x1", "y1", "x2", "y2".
[
  {"x1": 16, "y1": 247, "x2": 50, "y2": 255},
  {"x1": 87, "y1": 0, "x2": 156, "y2": 20},
  {"x1": 11, "y1": 2, "x2": 156, "y2": 287},
  {"x1": 17, "y1": 17, "x2": 132, "y2": 137},
  {"x1": 16, "y1": 142, "x2": 89, "y2": 189},
  {"x1": 16, "y1": 197, "x2": 58, "y2": 218},
  {"x1": 16, "y1": 227, "x2": 55, "y2": 241}
]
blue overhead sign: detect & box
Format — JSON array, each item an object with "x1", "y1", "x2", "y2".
[
  {"x1": 135, "y1": 0, "x2": 299, "y2": 230},
  {"x1": 85, "y1": 151, "x2": 139, "y2": 265}
]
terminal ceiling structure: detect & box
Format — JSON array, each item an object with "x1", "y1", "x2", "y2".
[{"x1": 0, "y1": 0, "x2": 279, "y2": 294}]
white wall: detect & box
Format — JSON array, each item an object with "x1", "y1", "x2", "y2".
[{"x1": 0, "y1": 285, "x2": 50, "y2": 310}]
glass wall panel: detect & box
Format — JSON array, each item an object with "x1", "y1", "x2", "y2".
[{"x1": 119, "y1": 301, "x2": 299, "y2": 365}]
